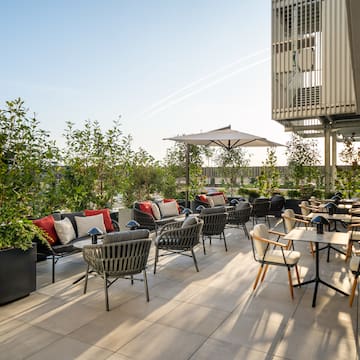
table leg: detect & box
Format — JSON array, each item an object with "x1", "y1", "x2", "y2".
[{"x1": 294, "y1": 242, "x2": 349, "y2": 307}]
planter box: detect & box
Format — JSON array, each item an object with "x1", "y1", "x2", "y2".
[{"x1": 0, "y1": 244, "x2": 36, "y2": 305}]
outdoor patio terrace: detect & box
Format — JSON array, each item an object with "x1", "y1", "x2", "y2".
[{"x1": 1, "y1": 218, "x2": 359, "y2": 360}]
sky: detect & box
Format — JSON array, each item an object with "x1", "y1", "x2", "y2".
[{"x1": 1, "y1": 0, "x2": 298, "y2": 165}]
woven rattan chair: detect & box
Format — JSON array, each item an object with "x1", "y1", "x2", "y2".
[
  {"x1": 250, "y1": 223, "x2": 301, "y2": 300},
  {"x1": 154, "y1": 217, "x2": 204, "y2": 273},
  {"x1": 199, "y1": 207, "x2": 228, "y2": 254},
  {"x1": 251, "y1": 198, "x2": 271, "y2": 226},
  {"x1": 226, "y1": 202, "x2": 252, "y2": 239},
  {"x1": 82, "y1": 237, "x2": 152, "y2": 311}
]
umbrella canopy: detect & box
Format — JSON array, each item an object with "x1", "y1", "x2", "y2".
[
  {"x1": 164, "y1": 125, "x2": 284, "y2": 206},
  {"x1": 164, "y1": 125, "x2": 283, "y2": 150}
]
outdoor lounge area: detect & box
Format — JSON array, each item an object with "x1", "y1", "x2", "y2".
[{"x1": 1, "y1": 216, "x2": 359, "y2": 360}]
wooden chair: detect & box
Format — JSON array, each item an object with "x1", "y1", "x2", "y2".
[
  {"x1": 250, "y1": 223, "x2": 301, "y2": 300},
  {"x1": 346, "y1": 223, "x2": 360, "y2": 260},
  {"x1": 83, "y1": 233, "x2": 151, "y2": 311},
  {"x1": 282, "y1": 208, "x2": 313, "y2": 254},
  {"x1": 349, "y1": 254, "x2": 360, "y2": 307}
]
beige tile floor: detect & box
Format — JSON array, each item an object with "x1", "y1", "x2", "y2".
[{"x1": 1, "y1": 218, "x2": 359, "y2": 360}]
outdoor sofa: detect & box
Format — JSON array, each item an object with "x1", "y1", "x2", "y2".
[{"x1": 33, "y1": 208, "x2": 120, "y2": 283}]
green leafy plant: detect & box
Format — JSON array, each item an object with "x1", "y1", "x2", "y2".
[
  {"x1": 256, "y1": 148, "x2": 280, "y2": 197},
  {"x1": 0, "y1": 98, "x2": 57, "y2": 249}
]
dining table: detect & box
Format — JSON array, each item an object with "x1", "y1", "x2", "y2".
[{"x1": 283, "y1": 227, "x2": 349, "y2": 307}]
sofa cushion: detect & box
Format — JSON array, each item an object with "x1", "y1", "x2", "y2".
[
  {"x1": 84, "y1": 209, "x2": 114, "y2": 232},
  {"x1": 198, "y1": 194, "x2": 208, "y2": 203},
  {"x1": 138, "y1": 201, "x2": 154, "y2": 217},
  {"x1": 60, "y1": 212, "x2": 84, "y2": 237},
  {"x1": 151, "y1": 202, "x2": 161, "y2": 220},
  {"x1": 163, "y1": 198, "x2": 180, "y2": 213},
  {"x1": 158, "y1": 200, "x2": 179, "y2": 217},
  {"x1": 210, "y1": 194, "x2": 226, "y2": 206},
  {"x1": 75, "y1": 214, "x2": 106, "y2": 238},
  {"x1": 103, "y1": 229, "x2": 150, "y2": 244},
  {"x1": 33, "y1": 215, "x2": 59, "y2": 246},
  {"x1": 181, "y1": 216, "x2": 198, "y2": 228},
  {"x1": 207, "y1": 197, "x2": 215, "y2": 207},
  {"x1": 200, "y1": 206, "x2": 226, "y2": 215},
  {"x1": 54, "y1": 217, "x2": 76, "y2": 244}
]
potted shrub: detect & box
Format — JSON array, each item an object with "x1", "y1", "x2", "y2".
[{"x1": 0, "y1": 99, "x2": 58, "y2": 304}]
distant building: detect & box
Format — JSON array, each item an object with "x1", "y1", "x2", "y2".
[{"x1": 271, "y1": 0, "x2": 360, "y2": 192}]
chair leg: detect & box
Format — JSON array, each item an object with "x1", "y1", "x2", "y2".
[
  {"x1": 154, "y1": 247, "x2": 159, "y2": 274},
  {"x1": 84, "y1": 264, "x2": 90, "y2": 294},
  {"x1": 349, "y1": 274, "x2": 358, "y2": 307},
  {"x1": 287, "y1": 267, "x2": 294, "y2": 300},
  {"x1": 260, "y1": 264, "x2": 269, "y2": 283},
  {"x1": 52, "y1": 255, "x2": 55, "y2": 284},
  {"x1": 243, "y1": 224, "x2": 250, "y2": 239},
  {"x1": 191, "y1": 249, "x2": 199, "y2": 272},
  {"x1": 131, "y1": 275, "x2": 134, "y2": 285},
  {"x1": 310, "y1": 242, "x2": 315, "y2": 257},
  {"x1": 346, "y1": 241, "x2": 353, "y2": 261},
  {"x1": 104, "y1": 273, "x2": 110, "y2": 311},
  {"x1": 202, "y1": 236, "x2": 206, "y2": 255},
  {"x1": 253, "y1": 265, "x2": 264, "y2": 291},
  {"x1": 143, "y1": 270, "x2": 150, "y2": 302},
  {"x1": 222, "y1": 232, "x2": 228, "y2": 252},
  {"x1": 294, "y1": 265, "x2": 301, "y2": 285}
]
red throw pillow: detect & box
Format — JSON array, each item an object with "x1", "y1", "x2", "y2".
[
  {"x1": 33, "y1": 215, "x2": 58, "y2": 245},
  {"x1": 84, "y1": 209, "x2": 114, "y2": 232},
  {"x1": 163, "y1": 198, "x2": 180, "y2": 214},
  {"x1": 138, "y1": 201, "x2": 154, "y2": 217},
  {"x1": 198, "y1": 194, "x2": 208, "y2": 203}
]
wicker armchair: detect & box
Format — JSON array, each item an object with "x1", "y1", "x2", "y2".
[
  {"x1": 226, "y1": 202, "x2": 252, "y2": 239},
  {"x1": 199, "y1": 207, "x2": 228, "y2": 254},
  {"x1": 154, "y1": 217, "x2": 203, "y2": 273},
  {"x1": 251, "y1": 198, "x2": 271, "y2": 226},
  {"x1": 82, "y1": 237, "x2": 152, "y2": 311}
]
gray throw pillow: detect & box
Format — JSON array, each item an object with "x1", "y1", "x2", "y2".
[{"x1": 181, "y1": 216, "x2": 198, "y2": 228}]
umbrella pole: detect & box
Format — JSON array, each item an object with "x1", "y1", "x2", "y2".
[{"x1": 186, "y1": 144, "x2": 190, "y2": 208}]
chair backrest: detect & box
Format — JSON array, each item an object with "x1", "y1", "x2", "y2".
[
  {"x1": 228, "y1": 202, "x2": 252, "y2": 224},
  {"x1": 270, "y1": 195, "x2": 285, "y2": 211},
  {"x1": 250, "y1": 223, "x2": 269, "y2": 259},
  {"x1": 103, "y1": 229, "x2": 150, "y2": 244},
  {"x1": 83, "y1": 238, "x2": 152, "y2": 277},
  {"x1": 252, "y1": 198, "x2": 270, "y2": 217},
  {"x1": 282, "y1": 209, "x2": 297, "y2": 233},
  {"x1": 200, "y1": 208, "x2": 228, "y2": 235},
  {"x1": 299, "y1": 201, "x2": 311, "y2": 217}
]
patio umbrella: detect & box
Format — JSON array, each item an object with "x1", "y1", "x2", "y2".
[{"x1": 164, "y1": 125, "x2": 284, "y2": 206}]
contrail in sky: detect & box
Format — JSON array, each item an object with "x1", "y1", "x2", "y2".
[
  {"x1": 140, "y1": 55, "x2": 270, "y2": 120},
  {"x1": 138, "y1": 48, "x2": 270, "y2": 119}
]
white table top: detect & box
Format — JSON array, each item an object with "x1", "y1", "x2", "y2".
[
  {"x1": 306, "y1": 212, "x2": 353, "y2": 223},
  {"x1": 283, "y1": 227, "x2": 349, "y2": 246}
]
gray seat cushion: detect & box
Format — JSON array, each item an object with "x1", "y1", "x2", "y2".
[
  {"x1": 200, "y1": 206, "x2": 226, "y2": 214},
  {"x1": 103, "y1": 229, "x2": 150, "y2": 244}
]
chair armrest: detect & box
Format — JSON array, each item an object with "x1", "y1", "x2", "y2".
[
  {"x1": 251, "y1": 233, "x2": 287, "y2": 248},
  {"x1": 269, "y1": 229, "x2": 286, "y2": 237}
]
